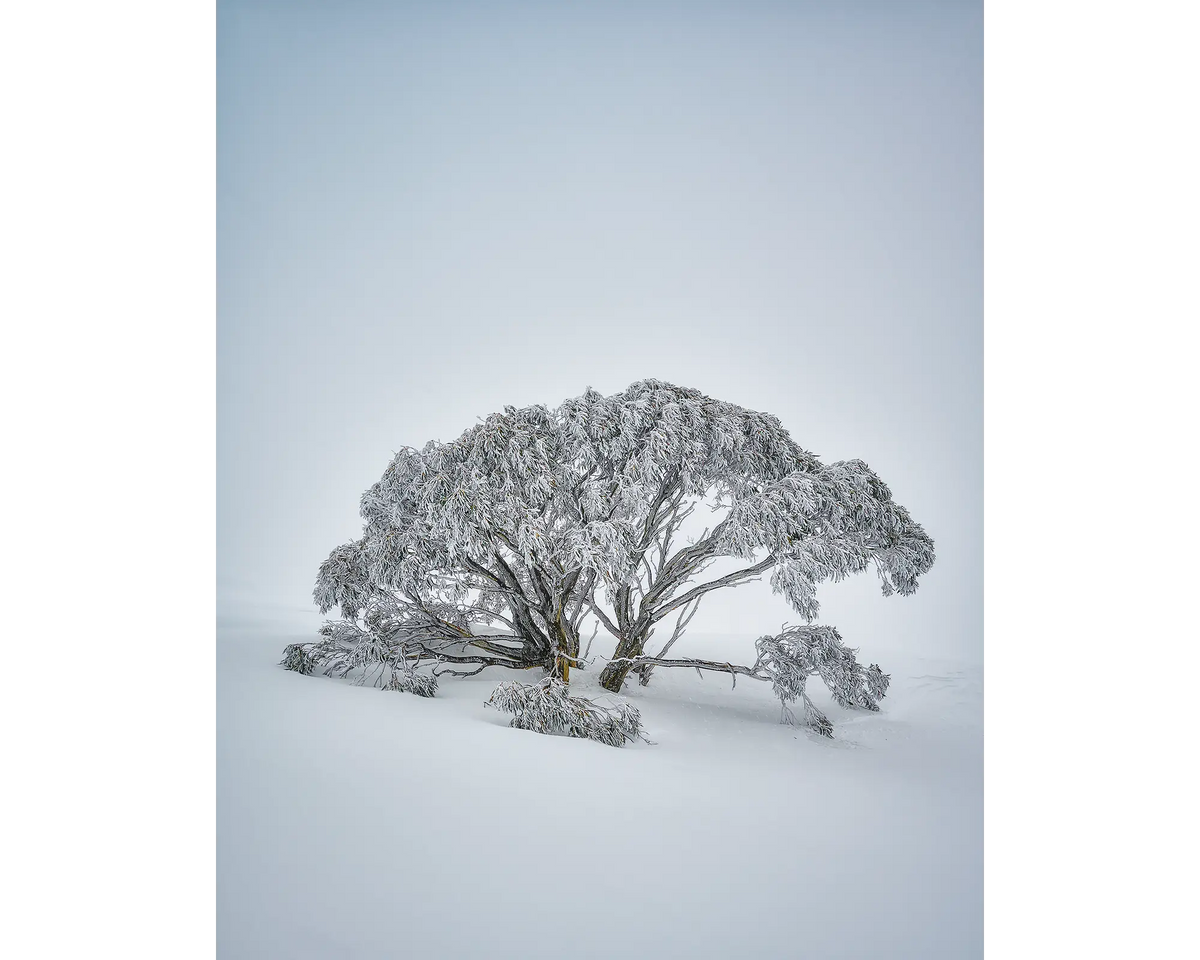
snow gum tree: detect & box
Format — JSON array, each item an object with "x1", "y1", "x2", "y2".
[{"x1": 287, "y1": 380, "x2": 935, "y2": 739}]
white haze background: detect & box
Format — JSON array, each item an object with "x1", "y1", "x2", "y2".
[{"x1": 218, "y1": 2, "x2": 982, "y2": 957}]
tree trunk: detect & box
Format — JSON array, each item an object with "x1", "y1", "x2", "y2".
[
  {"x1": 546, "y1": 611, "x2": 578, "y2": 684},
  {"x1": 598, "y1": 630, "x2": 647, "y2": 692}
]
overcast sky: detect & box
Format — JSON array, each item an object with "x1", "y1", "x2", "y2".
[{"x1": 218, "y1": 0, "x2": 981, "y2": 661}]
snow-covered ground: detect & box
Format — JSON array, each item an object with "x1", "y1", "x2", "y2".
[
  {"x1": 218, "y1": 610, "x2": 981, "y2": 959},
  {"x1": 214, "y1": 6, "x2": 986, "y2": 950}
]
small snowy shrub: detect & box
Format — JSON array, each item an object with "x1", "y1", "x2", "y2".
[
  {"x1": 385, "y1": 670, "x2": 438, "y2": 698},
  {"x1": 485, "y1": 678, "x2": 645, "y2": 747}
]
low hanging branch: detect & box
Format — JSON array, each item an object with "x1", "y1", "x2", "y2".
[
  {"x1": 615, "y1": 654, "x2": 758, "y2": 688},
  {"x1": 606, "y1": 625, "x2": 891, "y2": 738}
]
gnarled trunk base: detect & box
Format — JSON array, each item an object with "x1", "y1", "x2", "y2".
[{"x1": 598, "y1": 632, "x2": 648, "y2": 692}]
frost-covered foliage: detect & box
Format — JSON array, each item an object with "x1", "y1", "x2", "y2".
[
  {"x1": 287, "y1": 379, "x2": 932, "y2": 738},
  {"x1": 280, "y1": 619, "x2": 438, "y2": 697},
  {"x1": 384, "y1": 670, "x2": 438, "y2": 698},
  {"x1": 485, "y1": 678, "x2": 645, "y2": 747},
  {"x1": 281, "y1": 642, "x2": 316, "y2": 676},
  {"x1": 754, "y1": 626, "x2": 891, "y2": 737}
]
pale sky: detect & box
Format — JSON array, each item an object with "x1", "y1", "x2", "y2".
[{"x1": 218, "y1": 0, "x2": 982, "y2": 660}]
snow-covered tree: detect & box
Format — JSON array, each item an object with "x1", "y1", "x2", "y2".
[{"x1": 285, "y1": 379, "x2": 934, "y2": 739}]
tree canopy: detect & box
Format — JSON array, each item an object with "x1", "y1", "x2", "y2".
[{"x1": 285, "y1": 379, "x2": 935, "y2": 741}]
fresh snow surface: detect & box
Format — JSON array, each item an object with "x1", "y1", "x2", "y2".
[{"x1": 218, "y1": 610, "x2": 982, "y2": 959}]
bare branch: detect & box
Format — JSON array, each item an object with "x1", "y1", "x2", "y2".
[
  {"x1": 581, "y1": 621, "x2": 599, "y2": 663},
  {"x1": 418, "y1": 645, "x2": 542, "y2": 671},
  {"x1": 608, "y1": 654, "x2": 765, "y2": 686},
  {"x1": 647, "y1": 555, "x2": 776, "y2": 625},
  {"x1": 582, "y1": 593, "x2": 622, "y2": 639},
  {"x1": 467, "y1": 637, "x2": 530, "y2": 659},
  {"x1": 636, "y1": 594, "x2": 704, "y2": 685}
]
